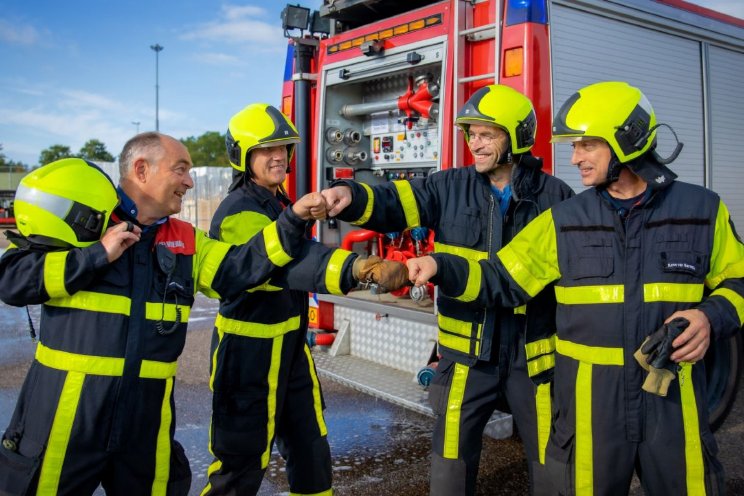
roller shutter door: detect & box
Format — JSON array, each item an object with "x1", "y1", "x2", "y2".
[
  {"x1": 550, "y1": 3, "x2": 704, "y2": 193},
  {"x1": 708, "y1": 45, "x2": 744, "y2": 228}
]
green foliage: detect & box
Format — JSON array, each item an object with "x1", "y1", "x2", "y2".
[
  {"x1": 181, "y1": 131, "x2": 230, "y2": 167},
  {"x1": 39, "y1": 144, "x2": 74, "y2": 166},
  {"x1": 0, "y1": 144, "x2": 28, "y2": 171},
  {"x1": 79, "y1": 139, "x2": 115, "y2": 162}
]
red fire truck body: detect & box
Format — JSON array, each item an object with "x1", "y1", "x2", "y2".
[{"x1": 280, "y1": 0, "x2": 744, "y2": 435}]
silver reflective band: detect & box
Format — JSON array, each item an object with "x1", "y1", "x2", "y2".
[{"x1": 15, "y1": 183, "x2": 74, "y2": 220}]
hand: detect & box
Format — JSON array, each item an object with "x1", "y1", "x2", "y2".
[
  {"x1": 293, "y1": 192, "x2": 328, "y2": 220},
  {"x1": 321, "y1": 185, "x2": 352, "y2": 218},
  {"x1": 101, "y1": 221, "x2": 141, "y2": 263},
  {"x1": 407, "y1": 256, "x2": 438, "y2": 287},
  {"x1": 668, "y1": 309, "x2": 711, "y2": 363}
]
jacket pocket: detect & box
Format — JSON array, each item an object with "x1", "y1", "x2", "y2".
[
  {"x1": 659, "y1": 251, "x2": 705, "y2": 278},
  {"x1": 437, "y1": 207, "x2": 482, "y2": 247},
  {"x1": 0, "y1": 444, "x2": 41, "y2": 495},
  {"x1": 566, "y1": 256, "x2": 614, "y2": 280}
]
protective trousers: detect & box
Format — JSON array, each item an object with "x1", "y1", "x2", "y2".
[
  {"x1": 429, "y1": 335, "x2": 551, "y2": 496},
  {"x1": 544, "y1": 358, "x2": 725, "y2": 495},
  {"x1": 201, "y1": 325, "x2": 331, "y2": 496}
]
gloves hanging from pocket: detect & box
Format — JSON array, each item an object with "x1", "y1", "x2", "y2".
[{"x1": 633, "y1": 317, "x2": 689, "y2": 396}]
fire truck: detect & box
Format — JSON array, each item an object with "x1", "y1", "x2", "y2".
[
  {"x1": 0, "y1": 190, "x2": 15, "y2": 226},
  {"x1": 278, "y1": 0, "x2": 744, "y2": 435}
]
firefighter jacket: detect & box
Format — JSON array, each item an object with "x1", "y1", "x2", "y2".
[
  {"x1": 333, "y1": 156, "x2": 574, "y2": 377},
  {"x1": 0, "y1": 204, "x2": 312, "y2": 494},
  {"x1": 431, "y1": 178, "x2": 744, "y2": 493},
  {"x1": 209, "y1": 180, "x2": 358, "y2": 331}
]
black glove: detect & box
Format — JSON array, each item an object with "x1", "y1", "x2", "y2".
[{"x1": 641, "y1": 317, "x2": 689, "y2": 371}]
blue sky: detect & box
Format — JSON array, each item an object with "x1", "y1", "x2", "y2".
[{"x1": 0, "y1": 0, "x2": 741, "y2": 167}]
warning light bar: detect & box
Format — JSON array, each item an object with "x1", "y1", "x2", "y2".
[{"x1": 327, "y1": 14, "x2": 443, "y2": 55}]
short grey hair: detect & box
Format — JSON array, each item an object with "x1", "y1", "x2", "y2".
[{"x1": 118, "y1": 132, "x2": 165, "y2": 177}]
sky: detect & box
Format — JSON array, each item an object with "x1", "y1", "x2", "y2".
[{"x1": 1, "y1": 0, "x2": 742, "y2": 167}]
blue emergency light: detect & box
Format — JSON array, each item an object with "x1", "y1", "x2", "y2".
[{"x1": 506, "y1": 0, "x2": 548, "y2": 25}]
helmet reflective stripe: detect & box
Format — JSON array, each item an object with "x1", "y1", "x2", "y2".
[{"x1": 15, "y1": 183, "x2": 74, "y2": 221}]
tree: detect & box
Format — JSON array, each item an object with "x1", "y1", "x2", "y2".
[
  {"x1": 0, "y1": 144, "x2": 28, "y2": 171},
  {"x1": 39, "y1": 145, "x2": 74, "y2": 166},
  {"x1": 79, "y1": 139, "x2": 115, "y2": 162},
  {"x1": 181, "y1": 131, "x2": 230, "y2": 167}
]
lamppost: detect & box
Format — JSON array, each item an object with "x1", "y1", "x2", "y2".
[
  {"x1": 131, "y1": 121, "x2": 141, "y2": 134},
  {"x1": 150, "y1": 43, "x2": 164, "y2": 131}
]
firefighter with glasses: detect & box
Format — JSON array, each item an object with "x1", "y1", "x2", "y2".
[
  {"x1": 200, "y1": 103, "x2": 407, "y2": 496},
  {"x1": 408, "y1": 81, "x2": 744, "y2": 494},
  {"x1": 322, "y1": 85, "x2": 574, "y2": 496}
]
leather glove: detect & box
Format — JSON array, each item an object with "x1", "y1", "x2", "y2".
[
  {"x1": 633, "y1": 317, "x2": 689, "y2": 397},
  {"x1": 352, "y1": 255, "x2": 409, "y2": 292}
]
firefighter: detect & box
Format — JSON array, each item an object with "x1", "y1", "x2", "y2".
[
  {"x1": 322, "y1": 85, "x2": 574, "y2": 496},
  {"x1": 409, "y1": 81, "x2": 744, "y2": 495},
  {"x1": 200, "y1": 104, "x2": 407, "y2": 496},
  {"x1": 0, "y1": 137, "x2": 402, "y2": 495}
]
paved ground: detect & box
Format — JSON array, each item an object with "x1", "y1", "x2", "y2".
[{"x1": 0, "y1": 240, "x2": 743, "y2": 494}]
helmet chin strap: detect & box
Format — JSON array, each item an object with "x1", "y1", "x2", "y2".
[
  {"x1": 598, "y1": 152, "x2": 624, "y2": 188},
  {"x1": 496, "y1": 143, "x2": 513, "y2": 165}
]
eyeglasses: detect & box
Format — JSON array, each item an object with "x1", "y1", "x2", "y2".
[{"x1": 467, "y1": 132, "x2": 499, "y2": 144}]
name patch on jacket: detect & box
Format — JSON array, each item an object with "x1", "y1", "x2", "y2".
[{"x1": 154, "y1": 218, "x2": 196, "y2": 255}]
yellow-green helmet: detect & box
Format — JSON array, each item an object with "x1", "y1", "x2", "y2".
[
  {"x1": 14, "y1": 158, "x2": 118, "y2": 248},
  {"x1": 225, "y1": 103, "x2": 301, "y2": 173},
  {"x1": 551, "y1": 81, "x2": 657, "y2": 163},
  {"x1": 456, "y1": 84, "x2": 536, "y2": 155}
]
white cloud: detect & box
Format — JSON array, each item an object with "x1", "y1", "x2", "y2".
[
  {"x1": 181, "y1": 3, "x2": 284, "y2": 47},
  {"x1": 0, "y1": 18, "x2": 41, "y2": 45},
  {"x1": 192, "y1": 52, "x2": 242, "y2": 65}
]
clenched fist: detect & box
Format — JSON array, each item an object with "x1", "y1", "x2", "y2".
[
  {"x1": 292, "y1": 192, "x2": 329, "y2": 220},
  {"x1": 352, "y1": 255, "x2": 409, "y2": 292}
]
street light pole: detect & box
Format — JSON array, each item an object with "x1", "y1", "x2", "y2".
[
  {"x1": 131, "y1": 121, "x2": 141, "y2": 134},
  {"x1": 150, "y1": 43, "x2": 164, "y2": 132}
]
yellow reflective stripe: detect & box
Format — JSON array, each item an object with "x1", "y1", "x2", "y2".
[
  {"x1": 707, "y1": 200, "x2": 744, "y2": 288},
  {"x1": 304, "y1": 344, "x2": 328, "y2": 436},
  {"x1": 145, "y1": 302, "x2": 192, "y2": 322},
  {"x1": 220, "y1": 211, "x2": 270, "y2": 245},
  {"x1": 514, "y1": 305, "x2": 526, "y2": 315},
  {"x1": 326, "y1": 249, "x2": 353, "y2": 296},
  {"x1": 209, "y1": 328, "x2": 225, "y2": 392},
  {"x1": 555, "y1": 337, "x2": 624, "y2": 366},
  {"x1": 575, "y1": 362, "x2": 593, "y2": 495},
  {"x1": 151, "y1": 377, "x2": 174, "y2": 496},
  {"x1": 392, "y1": 180, "x2": 421, "y2": 228},
  {"x1": 215, "y1": 313, "x2": 300, "y2": 338},
  {"x1": 263, "y1": 221, "x2": 293, "y2": 267},
  {"x1": 443, "y1": 363, "x2": 469, "y2": 459},
  {"x1": 247, "y1": 281, "x2": 282, "y2": 293},
  {"x1": 525, "y1": 336, "x2": 556, "y2": 359},
  {"x1": 527, "y1": 354, "x2": 555, "y2": 378},
  {"x1": 434, "y1": 242, "x2": 487, "y2": 261},
  {"x1": 438, "y1": 315, "x2": 481, "y2": 355},
  {"x1": 351, "y1": 183, "x2": 375, "y2": 225},
  {"x1": 46, "y1": 291, "x2": 130, "y2": 315},
  {"x1": 36, "y1": 343, "x2": 176, "y2": 379},
  {"x1": 454, "y1": 259, "x2": 481, "y2": 303},
  {"x1": 36, "y1": 343, "x2": 124, "y2": 376},
  {"x1": 261, "y1": 336, "x2": 283, "y2": 468},
  {"x1": 497, "y1": 210, "x2": 559, "y2": 298},
  {"x1": 679, "y1": 363, "x2": 706, "y2": 496},
  {"x1": 643, "y1": 283, "x2": 704, "y2": 303},
  {"x1": 194, "y1": 231, "x2": 231, "y2": 298},
  {"x1": 36, "y1": 371, "x2": 85, "y2": 495},
  {"x1": 535, "y1": 382, "x2": 552, "y2": 465},
  {"x1": 554, "y1": 285, "x2": 624, "y2": 305},
  {"x1": 141, "y1": 360, "x2": 178, "y2": 379},
  {"x1": 43, "y1": 251, "x2": 70, "y2": 298},
  {"x1": 711, "y1": 287, "x2": 744, "y2": 326}
]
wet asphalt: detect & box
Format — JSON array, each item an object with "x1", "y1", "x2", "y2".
[{"x1": 0, "y1": 247, "x2": 743, "y2": 494}]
